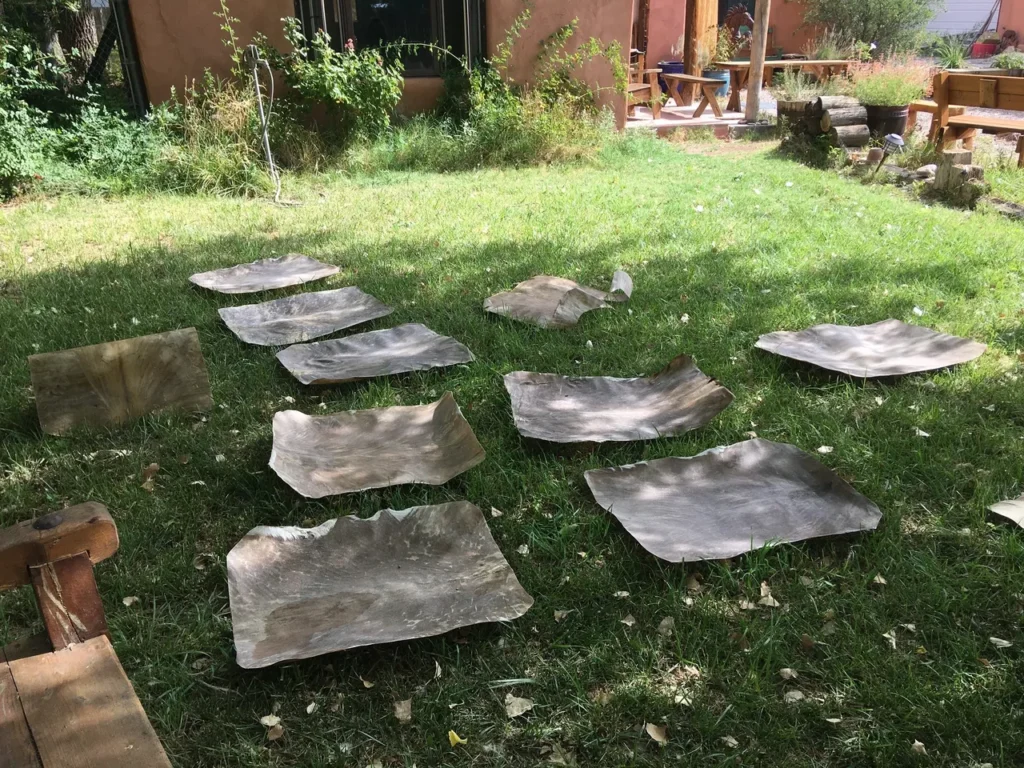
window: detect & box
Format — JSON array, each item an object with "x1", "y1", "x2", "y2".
[{"x1": 295, "y1": 0, "x2": 484, "y2": 77}]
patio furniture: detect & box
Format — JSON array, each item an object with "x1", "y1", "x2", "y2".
[
  {"x1": 662, "y1": 73, "x2": 727, "y2": 118},
  {"x1": 714, "y1": 59, "x2": 853, "y2": 113},
  {"x1": 933, "y1": 71, "x2": 1024, "y2": 166},
  {"x1": 628, "y1": 51, "x2": 662, "y2": 119},
  {"x1": 906, "y1": 99, "x2": 966, "y2": 140},
  {"x1": 0, "y1": 504, "x2": 172, "y2": 768}
]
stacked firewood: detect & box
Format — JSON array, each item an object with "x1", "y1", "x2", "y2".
[{"x1": 788, "y1": 96, "x2": 870, "y2": 148}]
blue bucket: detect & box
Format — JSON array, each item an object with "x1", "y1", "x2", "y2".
[
  {"x1": 702, "y1": 69, "x2": 730, "y2": 98},
  {"x1": 656, "y1": 60, "x2": 685, "y2": 96}
]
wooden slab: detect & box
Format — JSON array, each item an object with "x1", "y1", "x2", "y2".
[
  {"x1": 505, "y1": 355, "x2": 733, "y2": 443},
  {"x1": 483, "y1": 272, "x2": 633, "y2": 329},
  {"x1": 0, "y1": 503, "x2": 117, "y2": 591},
  {"x1": 29, "y1": 328, "x2": 213, "y2": 436},
  {"x1": 0, "y1": 649, "x2": 41, "y2": 768},
  {"x1": 228, "y1": 502, "x2": 534, "y2": 667},
  {"x1": 190, "y1": 253, "x2": 340, "y2": 294},
  {"x1": 270, "y1": 392, "x2": 486, "y2": 498},
  {"x1": 277, "y1": 323, "x2": 475, "y2": 385},
  {"x1": 218, "y1": 287, "x2": 393, "y2": 346},
  {"x1": 8, "y1": 636, "x2": 171, "y2": 767},
  {"x1": 585, "y1": 439, "x2": 882, "y2": 563}
]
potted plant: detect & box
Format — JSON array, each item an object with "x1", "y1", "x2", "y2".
[
  {"x1": 657, "y1": 34, "x2": 687, "y2": 95},
  {"x1": 852, "y1": 59, "x2": 929, "y2": 136},
  {"x1": 699, "y1": 25, "x2": 742, "y2": 97},
  {"x1": 992, "y1": 51, "x2": 1024, "y2": 76}
]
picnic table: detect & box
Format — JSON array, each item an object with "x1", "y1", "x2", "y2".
[
  {"x1": 713, "y1": 59, "x2": 853, "y2": 113},
  {"x1": 662, "y1": 73, "x2": 726, "y2": 118}
]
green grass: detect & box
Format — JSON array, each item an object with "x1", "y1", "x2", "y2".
[{"x1": 2, "y1": 137, "x2": 1024, "y2": 767}]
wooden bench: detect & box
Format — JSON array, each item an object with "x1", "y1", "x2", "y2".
[
  {"x1": 628, "y1": 51, "x2": 662, "y2": 120},
  {"x1": 906, "y1": 99, "x2": 965, "y2": 141},
  {"x1": 933, "y1": 71, "x2": 1024, "y2": 167},
  {"x1": 0, "y1": 504, "x2": 172, "y2": 768},
  {"x1": 662, "y1": 73, "x2": 726, "y2": 118}
]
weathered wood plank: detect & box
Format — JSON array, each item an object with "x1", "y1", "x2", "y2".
[
  {"x1": 0, "y1": 503, "x2": 117, "y2": 591},
  {"x1": 29, "y1": 328, "x2": 213, "y2": 436},
  {"x1": 0, "y1": 649, "x2": 41, "y2": 768},
  {"x1": 29, "y1": 554, "x2": 109, "y2": 651},
  {"x1": 10, "y1": 637, "x2": 172, "y2": 768}
]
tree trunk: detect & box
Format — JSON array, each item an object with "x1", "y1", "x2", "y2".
[
  {"x1": 829, "y1": 124, "x2": 871, "y2": 147},
  {"x1": 56, "y1": 0, "x2": 99, "y2": 80},
  {"x1": 744, "y1": 0, "x2": 771, "y2": 123}
]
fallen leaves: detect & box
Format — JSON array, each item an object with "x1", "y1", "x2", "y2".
[
  {"x1": 306, "y1": 701, "x2": 317, "y2": 715},
  {"x1": 883, "y1": 629, "x2": 898, "y2": 650},
  {"x1": 721, "y1": 735, "x2": 739, "y2": 749},
  {"x1": 989, "y1": 637, "x2": 1013, "y2": 649},
  {"x1": 448, "y1": 730, "x2": 467, "y2": 747},
  {"x1": 779, "y1": 667, "x2": 798, "y2": 680},
  {"x1": 817, "y1": 445, "x2": 834, "y2": 454},
  {"x1": 121, "y1": 595, "x2": 140, "y2": 607},
  {"x1": 553, "y1": 610, "x2": 570, "y2": 623},
  {"x1": 645, "y1": 722, "x2": 669, "y2": 746},
  {"x1": 140, "y1": 462, "x2": 160, "y2": 492},
  {"x1": 657, "y1": 616, "x2": 675, "y2": 638},
  {"x1": 260, "y1": 714, "x2": 284, "y2": 741},
  {"x1": 911, "y1": 740, "x2": 927, "y2": 755},
  {"x1": 504, "y1": 693, "x2": 534, "y2": 718},
  {"x1": 359, "y1": 675, "x2": 375, "y2": 689},
  {"x1": 394, "y1": 699, "x2": 412, "y2": 723},
  {"x1": 620, "y1": 614, "x2": 636, "y2": 628},
  {"x1": 783, "y1": 690, "x2": 806, "y2": 704}
]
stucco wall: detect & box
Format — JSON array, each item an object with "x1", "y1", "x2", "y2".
[
  {"x1": 999, "y1": 0, "x2": 1024, "y2": 37},
  {"x1": 769, "y1": 0, "x2": 814, "y2": 56},
  {"x1": 487, "y1": 0, "x2": 632, "y2": 123},
  {"x1": 646, "y1": 0, "x2": 687, "y2": 66},
  {"x1": 131, "y1": 0, "x2": 294, "y2": 103}
]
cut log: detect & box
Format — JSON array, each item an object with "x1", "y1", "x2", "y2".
[
  {"x1": 815, "y1": 95, "x2": 860, "y2": 111},
  {"x1": 829, "y1": 124, "x2": 871, "y2": 147},
  {"x1": 820, "y1": 106, "x2": 868, "y2": 132}
]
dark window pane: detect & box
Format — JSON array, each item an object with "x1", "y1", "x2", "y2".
[{"x1": 353, "y1": 0, "x2": 439, "y2": 74}]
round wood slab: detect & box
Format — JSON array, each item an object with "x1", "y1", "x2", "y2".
[
  {"x1": 218, "y1": 287, "x2": 392, "y2": 346},
  {"x1": 585, "y1": 438, "x2": 882, "y2": 562},
  {"x1": 189, "y1": 254, "x2": 340, "y2": 294},
  {"x1": 504, "y1": 355, "x2": 733, "y2": 443},
  {"x1": 277, "y1": 323, "x2": 474, "y2": 384},
  {"x1": 227, "y1": 502, "x2": 534, "y2": 668},
  {"x1": 755, "y1": 319, "x2": 986, "y2": 377}
]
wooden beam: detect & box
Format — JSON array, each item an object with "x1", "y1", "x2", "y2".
[
  {"x1": 0, "y1": 503, "x2": 118, "y2": 591},
  {"x1": 683, "y1": 0, "x2": 717, "y2": 106},
  {"x1": 744, "y1": 0, "x2": 771, "y2": 123},
  {"x1": 30, "y1": 554, "x2": 110, "y2": 651}
]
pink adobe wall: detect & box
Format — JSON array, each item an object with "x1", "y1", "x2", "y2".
[
  {"x1": 646, "y1": 0, "x2": 688, "y2": 65},
  {"x1": 999, "y1": 0, "x2": 1024, "y2": 37},
  {"x1": 131, "y1": 0, "x2": 294, "y2": 103},
  {"x1": 487, "y1": 0, "x2": 633, "y2": 124},
  {"x1": 769, "y1": 0, "x2": 816, "y2": 56}
]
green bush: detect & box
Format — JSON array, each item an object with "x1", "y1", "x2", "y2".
[
  {"x1": 992, "y1": 51, "x2": 1024, "y2": 70},
  {"x1": 934, "y1": 37, "x2": 967, "y2": 69},
  {"x1": 855, "y1": 73, "x2": 926, "y2": 106},
  {"x1": 804, "y1": 0, "x2": 939, "y2": 54},
  {"x1": 0, "y1": 26, "x2": 53, "y2": 197},
  {"x1": 148, "y1": 74, "x2": 272, "y2": 197},
  {"x1": 262, "y1": 18, "x2": 404, "y2": 145}
]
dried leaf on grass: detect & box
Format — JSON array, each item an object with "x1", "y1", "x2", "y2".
[
  {"x1": 645, "y1": 722, "x2": 669, "y2": 746},
  {"x1": 394, "y1": 699, "x2": 412, "y2": 723},
  {"x1": 620, "y1": 614, "x2": 636, "y2": 627},
  {"x1": 911, "y1": 740, "x2": 927, "y2": 755},
  {"x1": 779, "y1": 667, "x2": 798, "y2": 680},
  {"x1": 122, "y1": 595, "x2": 140, "y2": 607},
  {"x1": 784, "y1": 690, "x2": 806, "y2": 704},
  {"x1": 657, "y1": 616, "x2": 675, "y2": 638},
  {"x1": 721, "y1": 735, "x2": 739, "y2": 748},
  {"x1": 504, "y1": 693, "x2": 534, "y2": 718}
]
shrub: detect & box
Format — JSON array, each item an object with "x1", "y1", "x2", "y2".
[
  {"x1": 802, "y1": 28, "x2": 870, "y2": 62},
  {"x1": 148, "y1": 74, "x2": 271, "y2": 196},
  {"x1": 934, "y1": 37, "x2": 967, "y2": 69},
  {"x1": 771, "y1": 69, "x2": 845, "y2": 102},
  {"x1": 804, "y1": 0, "x2": 940, "y2": 54},
  {"x1": 851, "y1": 58, "x2": 931, "y2": 106},
  {"x1": 992, "y1": 51, "x2": 1024, "y2": 71},
  {"x1": 261, "y1": 18, "x2": 405, "y2": 145}
]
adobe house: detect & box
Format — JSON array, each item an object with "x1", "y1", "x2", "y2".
[{"x1": 114, "y1": 0, "x2": 810, "y2": 119}]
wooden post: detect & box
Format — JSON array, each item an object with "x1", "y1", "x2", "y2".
[
  {"x1": 744, "y1": 0, "x2": 771, "y2": 123},
  {"x1": 683, "y1": 0, "x2": 717, "y2": 106}
]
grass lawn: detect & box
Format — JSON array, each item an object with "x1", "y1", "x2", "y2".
[{"x1": 2, "y1": 137, "x2": 1024, "y2": 767}]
